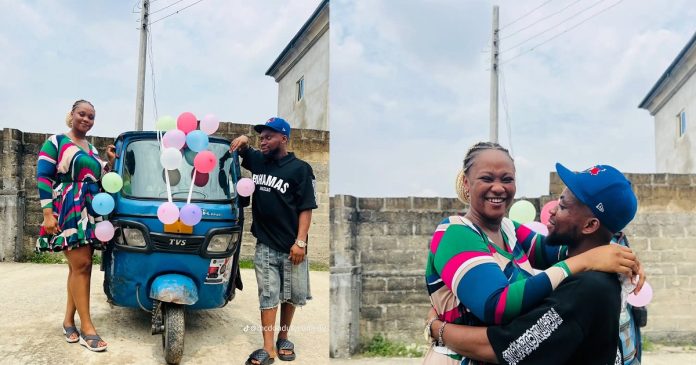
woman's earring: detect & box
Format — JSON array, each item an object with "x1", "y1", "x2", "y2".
[{"x1": 464, "y1": 189, "x2": 470, "y2": 201}]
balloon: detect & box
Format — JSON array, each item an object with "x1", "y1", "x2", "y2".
[
  {"x1": 155, "y1": 115, "x2": 177, "y2": 131},
  {"x1": 177, "y1": 112, "x2": 198, "y2": 134},
  {"x1": 92, "y1": 193, "x2": 115, "y2": 216},
  {"x1": 194, "y1": 150, "x2": 216, "y2": 173},
  {"x1": 186, "y1": 130, "x2": 209, "y2": 152},
  {"x1": 162, "y1": 129, "x2": 186, "y2": 149},
  {"x1": 183, "y1": 148, "x2": 197, "y2": 166},
  {"x1": 160, "y1": 147, "x2": 182, "y2": 170},
  {"x1": 524, "y1": 221, "x2": 549, "y2": 236},
  {"x1": 509, "y1": 200, "x2": 536, "y2": 224},
  {"x1": 157, "y1": 202, "x2": 180, "y2": 225},
  {"x1": 95, "y1": 221, "x2": 115, "y2": 242},
  {"x1": 627, "y1": 281, "x2": 653, "y2": 307},
  {"x1": 101, "y1": 172, "x2": 123, "y2": 194},
  {"x1": 193, "y1": 171, "x2": 209, "y2": 187},
  {"x1": 162, "y1": 169, "x2": 181, "y2": 186},
  {"x1": 540, "y1": 200, "x2": 559, "y2": 225},
  {"x1": 200, "y1": 114, "x2": 220, "y2": 135},
  {"x1": 180, "y1": 203, "x2": 203, "y2": 226},
  {"x1": 237, "y1": 177, "x2": 255, "y2": 197}
]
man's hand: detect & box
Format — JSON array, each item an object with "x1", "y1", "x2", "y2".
[
  {"x1": 288, "y1": 243, "x2": 306, "y2": 265},
  {"x1": 229, "y1": 135, "x2": 249, "y2": 152},
  {"x1": 106, "y1": 144, "x2": 117, "y2": 168}
]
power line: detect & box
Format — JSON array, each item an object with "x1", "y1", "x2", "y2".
[
  {"x1": 133, "y1": 0, "x2": 168, "y2": 12},
  {"x1": 150, "y1": 0, "x2": 207, "y2": 25},
  {"x1": 500, "y1": 0, "x2": 625, "y2": 66},
  {"x1": 150, "y1": 0, "x2": 188, "y2": 15},
  {"x1": 502, "y1": 0, "x2": 583, "y2": 40},
  {"x1": 502, "y1": 0, "x2": 609, "y2": 53},
  {"x1": 147, "y1": 28, "x2": 159, "y2": 122},
  {"x1": 499, "y1": 66, "x2": 514, "y2": 156},
  {"x1": 500, "y1": 0, "x2": 555, "y2": 30}
]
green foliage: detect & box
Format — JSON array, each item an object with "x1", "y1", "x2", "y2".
[
  {"x1": 361, "y1": 334, "x2": 425, "y2": 358},
  {"x1": 238, "y1": 259, "x2": 255, "y2": 269},
  {"x1": 25, "y1": 252, "x2": 66, "y2": 264},
  {"x1": 642, "y1": 337, "x2": 655, "y2": 352},
  {"x1": 237, "y1": 258, "x2": 329, "y2": 271}
]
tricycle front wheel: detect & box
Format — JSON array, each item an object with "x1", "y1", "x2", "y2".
[{"x1": 162, "y1": 303, "x2": 185, "y2": 364}]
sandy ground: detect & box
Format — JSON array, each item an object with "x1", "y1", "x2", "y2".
[{"x1": 0, "y1": 263, "x2": 329, "y2": 365}]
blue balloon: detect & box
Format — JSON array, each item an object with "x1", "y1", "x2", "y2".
[
  {"x1": 186, "y1": 130, "x2": 209, "y2": 152},
  {"x1": 92, "y1": 192, "x2": 115, "y2": 216}
]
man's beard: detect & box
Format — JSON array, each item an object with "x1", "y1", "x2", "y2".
[
  {"x1": 545, "y1": 226, "x2": 580, "y2": 249},
  {"x1": 263, "y1": 146, "x2": 281, "y2": 158}
]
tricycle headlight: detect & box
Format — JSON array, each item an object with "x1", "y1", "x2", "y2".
[
  {"x1": 207, "y1": 232, "x2": 239, "y2": 253},
  {"x1": 123, "y1": 228, "x2": 147, "y2": 247}
]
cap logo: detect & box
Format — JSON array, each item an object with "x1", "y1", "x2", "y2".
[
  {"x1": 585, "y1": 166, "x2": 606, "y2": 176},
  {"x1": 596, "y1": 202, "x2": 605, "y2": 212}
]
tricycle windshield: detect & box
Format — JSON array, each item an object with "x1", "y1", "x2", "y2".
[{"x1": 120, "y1": 139, "x2": 236, "y2": 201}]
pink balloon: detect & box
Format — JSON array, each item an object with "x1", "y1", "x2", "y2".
[
  {"x1": 540, "y1": 200, "x2": 558, "y2": 225},
  {"x1": 177, "y1": 112, "x2": 198, "y2": 134},
  {"x1": 95, "y1": 221, "x2": 115, "y2": 242},
  {"x1": 180, "y1": 203, "x2": 203, "y2": 226},
  {"x1": 627, "y1": 281, "x2": 653, "y2": 307},
  {"x1": 237, "y1": 177, "x2": 255, "y2": 197},
  {"x1": 193, "y1": 150, "x2": 217, "y2": 173},
  {"x1": 524, "y1": 221, "x2": 549, "y2": 236},
  {"x1": 162, "y1": 129, "x2": 186, "y2": 149},
  {"x1": 200, "y1": 114, "x2": 220, "y2": 135},
  {"x1": 157, "y1": 202, "x2": 180, "y2": 225}
]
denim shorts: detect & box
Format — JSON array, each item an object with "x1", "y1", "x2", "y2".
[{"x1": 253, "y1": 242, "x2": 311, "y2": 310}]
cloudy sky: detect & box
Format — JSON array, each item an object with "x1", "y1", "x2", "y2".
[
  {"x1": 330, "y1": 0, "x2": 695, "y2": 198},
  {"x1": 0, "y1": 0, "x2": 320, "y2": 137}
]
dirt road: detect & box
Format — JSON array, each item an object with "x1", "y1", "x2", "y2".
[{"x1": 0, "y1": 263, "x2": 329, "y2": 365}]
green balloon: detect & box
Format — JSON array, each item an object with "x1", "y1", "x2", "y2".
[
  {"x1": 102, "y1": 172, "x2": 123, "y2": 193},
  {"x1": 155, "y1": 115, "x2": 176, "y2": 131},
  {"x1": 509, "y1": 200, "x2": 537, "y2": 224}
]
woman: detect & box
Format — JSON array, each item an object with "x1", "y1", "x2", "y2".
[
  {"x1": 423, "y1": 142, "x2": 641, "y2": 364},
  {"x1": 37, "y1": 99, "x2": 116, "y2": 352}
]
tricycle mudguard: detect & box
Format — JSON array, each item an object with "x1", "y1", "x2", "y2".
[{"x1": 150, "y1": 274, "x2": 199, "y2": 305}]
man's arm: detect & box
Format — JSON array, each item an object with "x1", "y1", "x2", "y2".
[{"x1": 289, "y1": 209, "x2": 312, "y2": 265}]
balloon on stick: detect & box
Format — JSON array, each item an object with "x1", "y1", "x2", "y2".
[
  {"x1": 186, "y1": 130, "x2": 209, "y2": 152},
  {"x1": 193, "y1": 171, "x2": 209, "y2": 187},
  {"x1": 237, "y1": 177, "x2": 255, "y2": 197},
  {"x1": 102, "y1": 172, "x2": 123, "y2": 193},
  {"x1": 95, "y1": 221, "x2": 115, "y2": 242},
  {"x1": 627, "y1": 281, "x2": 653, "y2": 307},
  {"x1": 540, "y1": 200, "x2": 559, "y2": 225},
  {"x1": 509, "y1": 200, "x2": 536, "y2": 224},
  {"x1": 92, "y1": 193, "x2": 115, "y2": 216},
  {"x1": 523, "y1": 221, "x2": 549, "y2": 236},
  {"x1": 162, "y1": 129, "x2": 186, "y2": 149},
  {"x1": 155, "y1": 116, "x2": 176, "y2": 131},
  {"x1": 157, "y1": 202, "x2": 180, "y2": 225},
  {"x1": 160, "y1": 147, "x2": 183, "y2": 170},
  {"x1": 177, "y1": 112, "x2": 198, "y2": 134},
  {"x1": 200, "y1": 114, "x2": 220, "y2": 135},
  {"x1": 180, "y1": 204, "x2": 203, "y2": 226},
  {"x1": 193, "y1": 150, "x2": 216, "y2": 173}
]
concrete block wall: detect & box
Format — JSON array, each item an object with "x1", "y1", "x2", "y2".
[
  {"x1": 331, "y1": 172, "x2": 696, "y2": 352},
  {"x1": 0, "y1": 124, "x2": 330, "y2": 265}
]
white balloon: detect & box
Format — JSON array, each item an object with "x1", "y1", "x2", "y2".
[{"x1": 160, "y1": 147, "x2": 182, "y2": 170}]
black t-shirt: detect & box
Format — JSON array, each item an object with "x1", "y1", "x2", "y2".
[
  {"x1": 487, "y1": 271, "x2": 622, "y2": 365},
  {"x1": 240, "y1": 148, "x2": 317, "y2": 253}
]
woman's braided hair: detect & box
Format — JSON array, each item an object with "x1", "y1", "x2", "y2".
[
  {"x1": 455, "y1": 142, "x2": 514, "y2": 203},
  {"x1": 65, "y1": 99, "x2": 95, "y2": 128}
]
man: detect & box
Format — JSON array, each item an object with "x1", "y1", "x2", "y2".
[
  {"x1": 428, "y1": 163, "x2": 640, "y2": 365},
  {"x1": 230, "y1": 117, "x2": 317, "y2": 365}
]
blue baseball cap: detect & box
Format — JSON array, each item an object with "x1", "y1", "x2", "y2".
[
  {"x1": 254, "y1": 117, "x2": 290, "y2": 137},
  {"x1": 555, "y1": 163, "x2": 638, "y2": 233}
]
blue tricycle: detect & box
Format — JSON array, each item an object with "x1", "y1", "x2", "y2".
[{"x1": 101, "y1": 131, "x2": 245, "y2": 364}]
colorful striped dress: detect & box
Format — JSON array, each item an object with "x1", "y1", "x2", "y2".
[
  {"x1": 36, "y1": 134, "x2": 108, "y2": 252},
  {"x1": 423, "y1": 216, "x2": 570, "y2": 365}
]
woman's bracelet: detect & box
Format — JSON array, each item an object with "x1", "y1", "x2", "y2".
[
  {"x1": 424, "y1": 316, "x2": 438, "y2": 343},
  {"x1": 437, "y1": 320, "x2": 448, "y2": 347}
]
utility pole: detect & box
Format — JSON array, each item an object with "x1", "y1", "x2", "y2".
[
  {"x1": 489, "y1": 5, "x2": 499, "y2": 143},
  {"x1": 135, "y1": 0, "x2": 149, "y2": 131}
]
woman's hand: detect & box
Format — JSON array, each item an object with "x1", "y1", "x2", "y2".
[
  {"x1": 42, "y1": 213, "x2": 60, "y2": 235},
  {"x1": 579, "y1": 244, "x2": 638, "y2": 276}
]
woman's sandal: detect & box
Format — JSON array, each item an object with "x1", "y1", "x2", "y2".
[
  {"x1": 62, "y1": 325, "x2": 80, "y2": 343},
  {"x1": 276, "y1": 338, "x2": 296, "y2": 361},
  {"x1": 79, "y1": 333, "x2": 108, "y2": 352},
  {"x1": 245, "y1": 349, "x2": 275, "y2": 365}
]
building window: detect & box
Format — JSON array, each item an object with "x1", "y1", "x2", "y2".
[
  {"x1": 678, "y1": 110, "x2": 687, "y2": 137},
  {"x1": 296, "y1": 77, "x2": 304, "y2": 101}
]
